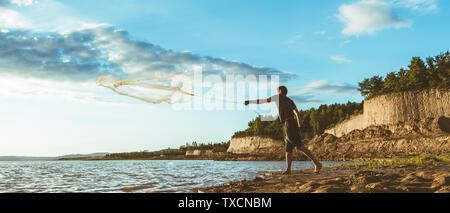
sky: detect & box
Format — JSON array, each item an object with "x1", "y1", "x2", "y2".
[{"x1": 0, "y1": 0, "x2": 449, "y2": 156}]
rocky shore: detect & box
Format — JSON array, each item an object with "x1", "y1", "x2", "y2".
[{"x1": 197, "y1": 155, "x2": 450, "y2": 193}]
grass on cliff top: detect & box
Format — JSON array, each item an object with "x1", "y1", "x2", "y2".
[{"x1": 329, "y1": 154, "x2": 450, "y2": 170}]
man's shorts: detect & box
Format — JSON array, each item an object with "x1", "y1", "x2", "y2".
[{"x1": 284, "y1": 119, "x2": 303, "y2": 153}]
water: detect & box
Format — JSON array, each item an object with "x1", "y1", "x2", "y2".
[{"x1": 0, "y1": 160, "x2": 354, "y2": 193}]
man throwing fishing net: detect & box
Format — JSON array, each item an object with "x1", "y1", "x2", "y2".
[{"x1": 245, "y1": 86, "x2": 322, "y2": 175}]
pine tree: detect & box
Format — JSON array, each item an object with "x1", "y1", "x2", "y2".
[
  {"x1": 383, "y1": 72, "x2": 399, "y2": 94},
  {"x1": 407, "y1": 57, "x2": 429, "y2": 89}
]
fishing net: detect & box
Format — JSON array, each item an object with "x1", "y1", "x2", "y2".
[{"x1": 96, "y1": 74, "x2": 194, "y2": 104}]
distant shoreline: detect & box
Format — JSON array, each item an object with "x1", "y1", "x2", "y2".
[
  {"x1": 57, "y1": 154, "x2": 385, "y2": 162},
  {"x1": 0, "y1": 153, "x2": 109, "y2": 161}
]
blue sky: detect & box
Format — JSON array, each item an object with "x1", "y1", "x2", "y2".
[{"x1": 0, "y1": 0, "x2": 449, "y2": 156}]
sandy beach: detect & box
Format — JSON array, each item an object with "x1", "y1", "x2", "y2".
[{"x1": 197, "y1": 155, "x2": 450, "y2": 193}]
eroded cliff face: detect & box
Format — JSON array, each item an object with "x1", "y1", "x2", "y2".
[
  {"x1": 227, "y1": 136, "x2": 305, "y2": 160},
  {"x1": 227, "y1": 137, "x2": 284, "y2": 154},
  {"x1": 326, "y1": 89, "x2": 450, "y2": 137},
  {"x1": 364, "y1": 89, "x2": 449, "y2": 125}
]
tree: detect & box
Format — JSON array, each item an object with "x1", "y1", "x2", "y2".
[
  {"x1": 433, "y1": 51, "x2": 450, "y2": 88},
  {"x1": 358, "y1": 52, "x2": 449, "y2": 99},
  {"x1": 369, "y1": 76, "x2": 385, "y2": 97},
  {"x1": 358, "y1": 78, "x2": 371, "y2": 98},
  {"x1": 407, "y1": 57, "x2": 429, "y2": 89},
  {"x1": 382, "y1": 72, "x2": 399, "y2": 94},
  {"x1": 358, "y1": 76, "x2": 384, "y2": 98}
]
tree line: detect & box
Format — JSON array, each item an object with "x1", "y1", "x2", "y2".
[
  {"x1": 102, "y1": 141, "x2": 231, "y2": 159},
  {"x1": 179, "y1": 141, "x2": 230, "y2": 152},
  {"x1": 358, "y1": 51, "x2": 449, "y2": 99}
]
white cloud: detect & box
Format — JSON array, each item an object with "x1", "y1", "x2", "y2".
[
  {"x1": 0, "y1": 0, "x2": 108, "y2": 33},
  {"x1": 290, "y1": 80, "x2": 360, "y2": 103},
  {"x1": 330, "y1": 55, "x2": 352, "y2": 63},
  {"x1": 297, "y1": 80, "x2": 358, "y2": 95},
  {"x1": 9, "y1": 0, "x2": 34, "y2": 6},
  {"x1": 392, "y1": 0, "x2": 438, "y2": 13},
  {"x1": 337, "y1": 0, "x2": 412, "y2": 36},
  {"x1": 0, "y1": 0, "x2": 35, "y2": 7},
  {"x1": 0, "y1": 7, "x2": 30, "y2": 28}
]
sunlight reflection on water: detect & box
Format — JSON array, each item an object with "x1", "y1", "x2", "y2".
[{"x1": 0, "y1": 160, "x2": 356, "y2": 193}]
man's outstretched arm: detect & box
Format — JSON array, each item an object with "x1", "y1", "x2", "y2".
[
  {"x1": 244, "y1": 97, "x2": 271, "y2": 105},
  {"x1": 293, "y1": 109, "x2": 301, "y2": 128}
]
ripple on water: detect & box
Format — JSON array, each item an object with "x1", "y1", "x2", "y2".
[
  {"x1": 120, "y1": 182, "x2": 158, "y2": 193},
  {"x1": 0, "y1": 160, "x2": 357, "y2": 193}
]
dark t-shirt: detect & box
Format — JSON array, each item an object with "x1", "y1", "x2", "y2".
[{"x1": 268, "y1": 94, "x2": 297, "y2": 122}]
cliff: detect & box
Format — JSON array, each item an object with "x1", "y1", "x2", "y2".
[
  {"x1": 326, "y1": 89, "x2": 450, "y2": 137},
  {"x1": 226, "y1": 137, "x2": 315, "y2": 160},
  {"x1": 227, "y1": 137, "x2": 284, "y2": 154}
]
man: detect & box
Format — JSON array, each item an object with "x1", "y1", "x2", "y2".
[{"x1": 244, "y1": 86, "x2": 322, "y2": 175}]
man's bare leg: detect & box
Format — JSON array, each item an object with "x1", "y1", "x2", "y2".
[
  {"x1": 297, "y1": 145, "x2": 322, "y2": 173},
  {"x1": 282, "y1": 152, "x2": 293, "y2": 175}
]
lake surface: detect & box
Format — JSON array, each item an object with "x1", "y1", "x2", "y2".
[{"x1": 0, "y1": 160, "x2": 355, "y2": 193}]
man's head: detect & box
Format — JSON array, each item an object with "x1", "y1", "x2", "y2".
[{"x1": 278, "y1": 86, "x2": 288, "y2": 96}]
